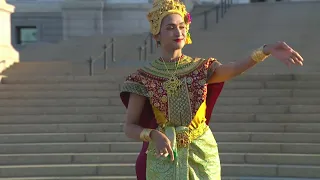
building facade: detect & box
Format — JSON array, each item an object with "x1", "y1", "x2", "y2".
[{"x1": 7, "y1": 0, "x2": 299, "y2": 48}]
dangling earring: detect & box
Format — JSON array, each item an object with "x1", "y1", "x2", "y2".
[{"x1": 157, "y1": 41, "x2": 161, "y2": 48}]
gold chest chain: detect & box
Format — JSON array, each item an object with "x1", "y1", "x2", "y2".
[{"x1": 161, "y1": 55, "x2": 183, "y2": 96}]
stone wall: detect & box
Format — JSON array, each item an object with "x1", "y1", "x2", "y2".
[
  {"x1": 11, "y1": 12, "x2": 63, "y2": 46},
  {"x1": 61, "y1": 0, "x2": 152, "y2": 39}
]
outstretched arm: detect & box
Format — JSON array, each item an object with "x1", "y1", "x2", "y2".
[{"x1": 208, "y1": 42, "x2": 304, "y2": 84}]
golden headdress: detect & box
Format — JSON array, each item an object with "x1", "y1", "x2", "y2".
[{"x1": 147, "y1": 0, "x2": 192, "y2": 44}]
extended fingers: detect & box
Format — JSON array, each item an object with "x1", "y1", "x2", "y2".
[
  {"x1": 280, "y1": 41, "x2": 292, "y2": 50},
  {"x1": 291, "y1": 51, "x2": 304, "y2": 65},
  {"x1": 166, "y1": 145, "x2": 175, "y2": 162}
]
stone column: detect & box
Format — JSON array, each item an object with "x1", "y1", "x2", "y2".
[{"x1": 0, "y1": 0, "x2": 19, "y2": 73}]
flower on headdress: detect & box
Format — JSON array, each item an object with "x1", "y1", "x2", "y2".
[{"x1": 185, "y1": 12, "x2": 192, "y2": 24}]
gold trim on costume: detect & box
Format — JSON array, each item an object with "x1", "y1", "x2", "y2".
[
  {"x1": 159, "y1": 122, "x2": 209, "y2": 148},
  {"x1": 140, "y1": 56, "x2": 205, "y2": 79},
  {"x1": 121, "y1": 81, "x2": 150, "y2": 97}
]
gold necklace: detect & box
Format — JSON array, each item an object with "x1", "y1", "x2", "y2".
[{"x1": 161, "y1": 55, "x2": 183, "y2": 96}]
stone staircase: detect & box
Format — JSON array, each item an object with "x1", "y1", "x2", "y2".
[
  {"x1": 1, "y1": 1, "x2": 320, "y2": 179},
  {"x1": 0, "y1": 73, "x2": 320, "y2": 179}
]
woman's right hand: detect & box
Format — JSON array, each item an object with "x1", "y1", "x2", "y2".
[{"x1": 150, "y1": 130, "x2": 175, "y2": 161}]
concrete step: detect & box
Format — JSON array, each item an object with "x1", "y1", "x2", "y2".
[
  {"x1": 1, "y1": 122, "x2": 320, "y2": 134},
  {"x1": 213, "y1": 113, "x2": 320, "y2": 123},
  {"x1": 0, "y1": 176, "x2": 317, "y2": 180},
  {"x1": 0, "y1": 176, "x2": 136, "y2": 180},
  {"x1": 0, "y1": 163, "x2": 318, "y2": 178},
  {"x1": 230, "y1": 153, "x2": 320, "y2": 166},
  {"x1": 108, "y1": 142, "x2": 320, "y2": 154},
  {"x1": 0, "y1": 177, "x2": 317, "y2": 180},
  {"x1": 212, "y1": 105, "x2": 284, "y2": 114},
  {"x1": 231, "y1": 73, "x2": 320, "y2": 81},
  {"x1": 0, "y1": 123, "x2": 124, "y2": 134},
  {"x1": 224, "y1": 81, "x2": 320, "y2": 89},
  {"x1": 2, "y1": 73, "x2": 320, "y2": 84},
  {"x1": 1, "y1": 132, "x2": 320, "y2": 144},
  {"x1": 212, "y1": 123, "x2": 320, "y2": 133},
  {"x1": 223, "y1": 177, "x2": 320, "y2": 180},
  {"x1": 1, "y1": 76, "x2": 118, "y2": 84},
  {"x1": 0, "y1": 98, "x2": 120, "y2": 107},
  {"x1": 222, "y1": 164, "x2": 320, "y2": 178},
  {"x1": 0, "y1": 83, "x2": 119, "y2": 91},
  {"x1": 0, "y1": 142, "x2": 318, "y2": 154},
  {"x1": 0, "y1": 89, "x2": 318, "y2": 99},
  {"x1": 0, "y1": 91, "x2": 119, "y2": 99},
  {"x1": 1, "y1": 105, "x2": 320, "y2": 115},
  {"x1": 219, "y1": 142, "x2": 320, "y2": 154},
  {"x1": 215, "y1": 105, "x2": 320, "y2": 114},
  {"x1": 0, "y1": 133, "x2": 132, "y2": 143},
  {"x1": 221, "y1": 89, "x2": 293, "y2": 97},
  {"x1": 0, "y1": 153, "x2": 138, "y2": 165},
  {"x1": 214, "y1": 132, "x2": 320, "y2": 143},
  {"x1": 258, "y1": 97, "x2": 320, "y2": 105},
  {"x1": 0, "y1": 94, "x2": 319, "y2": 107},
  {"x1": 0, "y1": 113, "x2": 319, "y2": 125},
  {"x1": 0, "y1": 152, "x2": 319, "y2": 166},
  {"x1": 0, "y1": 106, "x2": 125, "y2": 115},
  {"x1": 221, "y1": 89, "x2": 320, "y2": 97},
  {"x1": 0, "y1": 114, "x2": 125, "y2": 124},
  {"x1": 0, "y1": 164, "x2": 135, "y2": 177},
  {"x1": 216, "y1": 97, "x2": 320, "y2": 105},
  {"x1": 1, "y1": 81, "x2": 320, "y2": 92},
  {"x1": 254, "y1": 114, "x2": 320, "y2": 123}
]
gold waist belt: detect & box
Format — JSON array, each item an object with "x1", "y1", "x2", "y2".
[{"x1": 159, "y1": 123, "x2": 209, "y2": 148}]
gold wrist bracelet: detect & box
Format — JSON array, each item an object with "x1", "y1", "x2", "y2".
[
  {"x1": 140, "y1": 128, "x2": 153, "y2": 142},
  {"x1": 251, "y1": 45, "x2": 270, "y2": 63}
]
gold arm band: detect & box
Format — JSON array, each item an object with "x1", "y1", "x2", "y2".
[
  {"x1": 140, "y1": 128, "x2": 153, "y2": 142},
  {"x1": 251, "y1": 45, "x2": 271, "y2": 63}
]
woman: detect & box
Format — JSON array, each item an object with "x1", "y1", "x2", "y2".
[{"x1": 120, "y1": 0, "x2": 304, "y2": 179}]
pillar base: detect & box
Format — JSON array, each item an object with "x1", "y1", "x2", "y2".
[{"x1": 0, "y1": 45, "x2": 19, "y2": 73}]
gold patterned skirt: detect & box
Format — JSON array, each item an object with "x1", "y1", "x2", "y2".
[{"x1": 146, "y1": 124, "x2": 221, "y2": 180}]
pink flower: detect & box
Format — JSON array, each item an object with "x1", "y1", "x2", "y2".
[{"x1": 185, "y1": 13, "x2": 192, "y2": 24}]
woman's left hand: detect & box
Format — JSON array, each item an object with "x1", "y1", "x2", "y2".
[{"x1": 263, "y1": 41, "x2": 304, "y2": 67}]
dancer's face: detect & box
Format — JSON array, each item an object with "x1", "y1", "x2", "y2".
[{"x1": 156, "y1": 14, "x2": 186, "y2": 50}]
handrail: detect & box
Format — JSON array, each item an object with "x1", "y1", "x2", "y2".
[
  {"x1": 192, "y1": 0, "x2": 233, "y2": 30},
  {"x1": 88, "y1": 38, "x2": 115, "y2": 76},
  {"x1": 138, "y1": 33, "x2": 154, "y2": 61}
]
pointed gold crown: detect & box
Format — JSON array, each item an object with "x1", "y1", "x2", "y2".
[{"x1": 147, "y1": 0, "x2": 192, "y2": 44}]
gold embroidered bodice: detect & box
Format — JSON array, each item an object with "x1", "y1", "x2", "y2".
[{"x1": 121, "y1": 56, "x2": 221, "y2": 129}]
